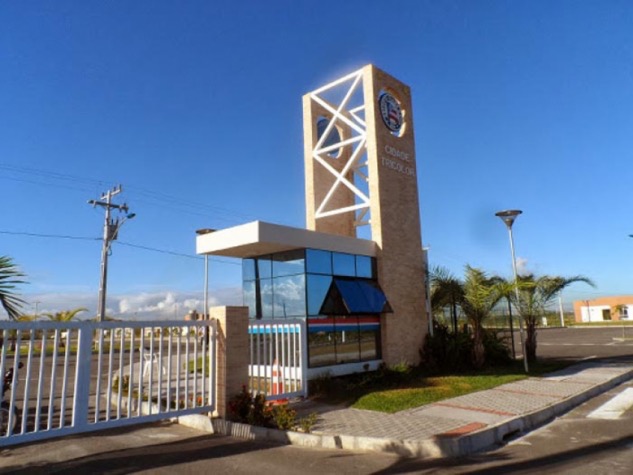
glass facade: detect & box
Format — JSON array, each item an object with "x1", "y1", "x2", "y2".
[{"x1": 243, "y1": 248, "x2": 383, "y2": 367}]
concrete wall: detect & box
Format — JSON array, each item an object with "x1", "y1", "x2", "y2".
[
  {"x1": 573, "y1": 296, "x2": 633, "y2": 322},
  {"x1": 209, "y1": 306, "x2": 249, "y2": 418}
]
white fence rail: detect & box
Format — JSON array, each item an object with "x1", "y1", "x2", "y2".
[
  {"x1": 0, "y1": 320, "x2": 215, "y2": 447},
  {"x1": 248, "y1": 319, "x2": 307, "y2": 400}
]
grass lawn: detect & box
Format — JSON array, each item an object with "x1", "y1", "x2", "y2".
[{"x1": 314, "y1": 360, "x2": 570, "y2": 414}]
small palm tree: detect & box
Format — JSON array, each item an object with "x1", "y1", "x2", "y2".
[
  {"x1": 0, "y1": 256, "x2": 27, "y2": 320},
  {"x1": 460, "y1": 266, "x2": 507, "y2": 368},
  {"x1": 512, "y1": 274, "x2": 594, "y2": 363},
  {"x1": 430, "y1": 266, "x2": 463, "y2": 332},
  {"x1": 431, "y1": 265, "x2": 506, "y2": 368},
  {"x1": 42, "y1": 307, "x2": 88, "y2": 322}
]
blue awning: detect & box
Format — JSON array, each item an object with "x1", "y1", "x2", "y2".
[{"x1": 319, "y1": 278, "x2": 392, "y2": 315}]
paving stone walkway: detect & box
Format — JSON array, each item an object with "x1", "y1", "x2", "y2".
[{"x1": 286, "y1": 358, "x2": 633, "y2": 456}]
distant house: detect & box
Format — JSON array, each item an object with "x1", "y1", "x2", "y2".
[{"x1": 573, "y1": 296, "x2": 633, "y2": 322}]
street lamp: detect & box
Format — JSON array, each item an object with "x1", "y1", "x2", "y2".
[
  {"x1": 495, "y1": 209, "x2": 529, "y2": 373},
  {"x1": 196, "y1": 228, "x2": 216, "y2": 319}
]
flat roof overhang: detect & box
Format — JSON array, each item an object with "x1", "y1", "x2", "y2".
[{"x1": 196, "y1": 221, "x2": 376, "y2": 258}]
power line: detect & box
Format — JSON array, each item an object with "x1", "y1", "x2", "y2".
[
  {"x1": 0, "y1": 229, "x2": 239, "y2": 266},
  {"x1": 116, "y1": 241, "x2": 202, "y2": 261},
  {"x1": 0, "y1": 163, "x2": 260, "y2": 224},
  {"x1": 115, "y1": 242, "x2": 240, "y2": 266},
  {"x1": 0, "y1": 230, "x2": 100, "y2": 241}
]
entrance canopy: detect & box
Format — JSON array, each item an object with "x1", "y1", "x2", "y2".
[{"x1": 196, "y1": 220, "x2": 376, "y2": 258}]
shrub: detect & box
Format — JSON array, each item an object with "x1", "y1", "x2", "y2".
[
  {"x1": 421, "y1": 322, "x2": 512, "y2": 371},
  {"x1": 421, "y1": 322, "x2": 473, "y2": 372},
  {"x1": 298, "y1": 412, "x2": 318, "y2": 433},
  {"x1": 271, "y1": 404, "x2": 297, "y2": 430},
  {"x1": 482, "y1": 329, "x2": 513, "y2": 365}
]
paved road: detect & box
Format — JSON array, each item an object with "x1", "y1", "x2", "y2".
[
  {"x1": 0, "y1": 421, "x2": 402, "y2": 474},
  {"x1": 509, "y1": 326, "x2": 633, "y2": 361}
]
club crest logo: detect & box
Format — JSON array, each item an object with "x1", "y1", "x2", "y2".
[{"x1": 379, "y1": 93, "x2": 403, "y2": 133}]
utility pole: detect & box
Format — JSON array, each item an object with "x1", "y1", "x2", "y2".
[{"x1": 89, "y1": 185, "x2": 135, "y2": 322}]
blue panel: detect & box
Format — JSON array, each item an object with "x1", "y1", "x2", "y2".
[
  {"x1": 332, "y1": 252, "x2": 355, "y2": 277},
  {"x1": 306, "y1": 249, "x2": 332, "y2": 275},
  {"x1": 307, "y1": 274, "x2": 332, "y2": 315},
  {"x1": 334, "y1": 278, "x2": 390, "y2": 314},
  {"x1": 355, "y1": 255, "x2": 374, "y2": 278}
]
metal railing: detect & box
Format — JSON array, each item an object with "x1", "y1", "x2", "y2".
[
  {"x1": 248, "y1": 319, "x2": 307, "y2": 400},
  {"x1": 0, "y1": 320, "x2": 215, "y2": 447}
]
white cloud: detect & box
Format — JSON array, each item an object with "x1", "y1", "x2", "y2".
[
  {"x1": 516, "y1": 257, "x2": 529, "y2": 275},
  {"x1": 9, "y1": 287, "x2": 243, "y2": 321}
]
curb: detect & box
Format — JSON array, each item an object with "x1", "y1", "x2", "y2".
[{"x1": 174, "y1": 366, "x2": 633, "y2": 459}]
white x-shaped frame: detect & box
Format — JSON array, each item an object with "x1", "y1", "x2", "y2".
[{"x1": 309, "y1": 68, "x2": 371, "y2": 229}]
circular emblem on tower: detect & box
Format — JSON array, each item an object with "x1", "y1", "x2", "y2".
[{"x1": 379, "y1": 92, "x2": 403, "y2": 133}]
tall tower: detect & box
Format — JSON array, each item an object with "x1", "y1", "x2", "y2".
[{"x1": 303, "y1": 65, "x2": 427, "y2": 365}]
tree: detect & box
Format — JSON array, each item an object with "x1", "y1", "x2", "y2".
[
  {"x1": 460, "y1": 266, "x2": 507, "y2": 368},
  {"x1": 429, "y1": 266, "x2": 463, "y2": 333},
  {"x1": 0, "y1": 255, "x2": 27, "y2": 320},
  {"x1": 42, "y1": 307, "x2": 88, "y2": 322},
  {"x1": 512, "y1": 274, "x2": 594, "y2": 363},
  {"x1": 431, "y1": 265, "x2": 507, "y2": 368}
]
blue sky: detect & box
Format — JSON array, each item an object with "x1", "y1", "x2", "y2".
[{"x1": 1, "y1": 1, "x2": 632, "y2": 319}]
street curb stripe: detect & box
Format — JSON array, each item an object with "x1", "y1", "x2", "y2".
[
  {"x1": 434, "y1": 402, "x2": 515, "y2": 416},
  {"x1": 437, "y1": 422, "x2": 487, "y2": 438}
]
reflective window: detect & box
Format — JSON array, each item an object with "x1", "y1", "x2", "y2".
[
  {"x1": 332, "y1": 252, "x2": 355, "y2": 277},
  {"x1": 355, "y1": 255, "x2": 374, "y2": 278},
  {"x1": 272, "y1": 250, "x2": 305, "y2": 277},
  {"x1": 360, "y1": 328, "x2": 380, "y2": 361},
  {"x1": 335, "y1": 316, "x2": 360, "y2": 364},
  {"x1": 257, "y1": 257, "x2": 272, "y2": 280},
  {"x1": 306, "y1": 249, "x2": 332, "y2": 275},
  {"x1": 273, "y1": 275, "x2": 306, "y2": 318},
  {"x1": 260, "y1": 278, "x2": 273, "y2": 318},
  {"x1": 308, "y1": 317, "x2": 336, "y2": 367},
  {"x1": 243, "y1": 280, "x2": 257, "y2": 318},
  {"x1": 307, "y1": 274, "x2": 332, "y2": 316},
  {"x1": 243, "y1": 258, "x2": 256, "y2": 281}
]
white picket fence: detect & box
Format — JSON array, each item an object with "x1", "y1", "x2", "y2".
[
  {"x1": 0, "y1": 320, "x2": 215, "y2": 447},
  {"x1": 248, "y1": 319, "x2": 307, "y2": 400}
]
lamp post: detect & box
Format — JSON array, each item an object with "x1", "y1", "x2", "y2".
[
  {"x1": 495, "y1": 209, "x2": 528, "y2": 373},
  {"x1": 196, "y1": 228, "x2": 216, "y2": 319}
]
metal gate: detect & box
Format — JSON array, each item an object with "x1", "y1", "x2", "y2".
[
  {"x1": 248, "y1": 319, "x2": 307, "y2": 400},
  {"x1": 0, "y1": 320, "x2": 216, "y2": 447}
]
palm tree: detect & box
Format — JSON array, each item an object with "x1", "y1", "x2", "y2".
[
  {"x1": 0, "y1": 255, "x2": 27, "y2": 320},
  {"x1": 460, "y1": 266, "x2": 507, "y2": 368},
  {"x1": 429, "y1": 266, "x2": 463, "y2": 333},
  {"x1": 512, "y1": 274, "x2": 594, "y2": 363},
  {"x1": 42, "y1": 307, "x2": 88, "y2": 322},
  {"x1": 431, "y1": 265, "x2": 507, "y2": 368}
]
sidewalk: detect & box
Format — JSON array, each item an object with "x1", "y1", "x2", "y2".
[{"x1": 204, "y1": 357, "x2": 633, "y2": 458}]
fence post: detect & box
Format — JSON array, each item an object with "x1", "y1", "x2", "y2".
[
  {"x1": 210, "y1": 306, "x2": 249, "y2": 419},
  {"x1": 73, "y1": 323, "x2": 94, "y2": 428}
]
